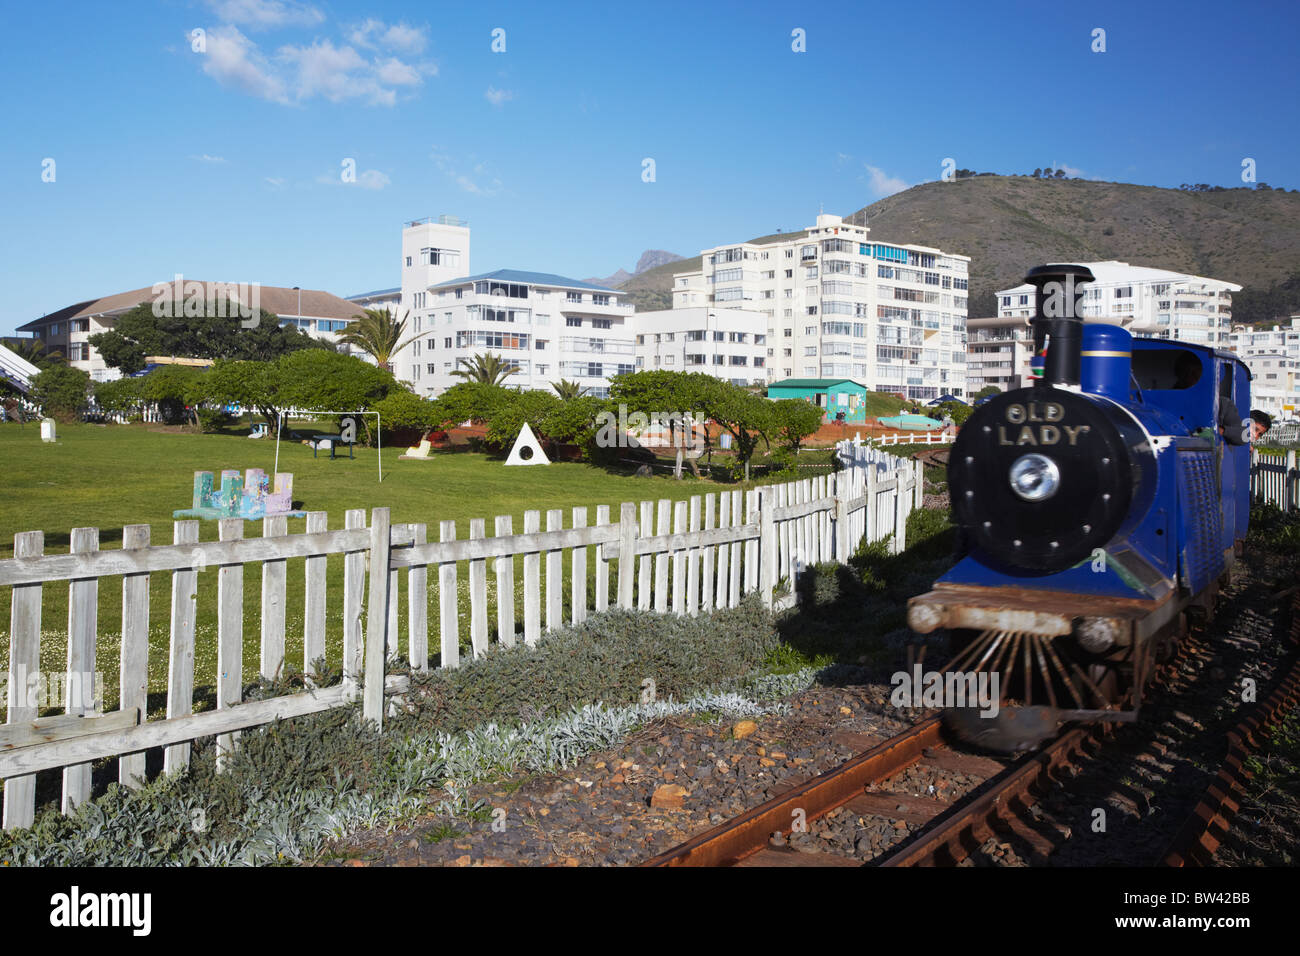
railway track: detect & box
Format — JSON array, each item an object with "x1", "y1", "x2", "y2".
[
  {"x1": 1161, "y1": 600, "x2": 1300, "y2": 866},
  {"x1": 646, "y1": 572, "x2": 1300, "y2": 868}
]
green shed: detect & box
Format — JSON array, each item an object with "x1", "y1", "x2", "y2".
[{"x1": 767, "y1": 378, "x2": 870, "y2": 423}]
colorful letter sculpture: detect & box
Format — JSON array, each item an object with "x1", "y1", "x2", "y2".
[{"x1": 173, "y1": 469, "x2": 306, "y2": 519}]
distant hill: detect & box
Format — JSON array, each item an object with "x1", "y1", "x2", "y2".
[
  {"x1": 612, "y1": 177, "x2": 1300, "y2": 324},
  {"x1": 585, "y1": 249, "x2": 684, "y2": 303}
]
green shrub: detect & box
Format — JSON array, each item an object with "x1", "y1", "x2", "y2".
[{"x1": 405, "y1": 599, "x2": 780, "y2": 734}]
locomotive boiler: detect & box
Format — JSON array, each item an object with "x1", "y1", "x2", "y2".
[{"x1": 907, "y1": 264, "x2": 1254, "y2": 750}]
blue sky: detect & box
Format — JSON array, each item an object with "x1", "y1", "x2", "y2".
[{"x1": 2, "y1": 0, "x2": 1297, "y2": 335}]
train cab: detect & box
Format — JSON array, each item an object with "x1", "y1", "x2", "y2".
[{"x1": 1129, "y1": 339, "x2": 1252, "y2": 560}]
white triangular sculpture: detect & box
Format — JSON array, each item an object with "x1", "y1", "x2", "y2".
[{"x1": 504, "y1": 421, "x2": 550, "y2": 466}]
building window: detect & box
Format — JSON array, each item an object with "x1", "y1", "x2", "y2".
[
  {"x1": 536, "y1": 339, "x2": 548, "y2": 349},
  {"x1": 405, "y1": 257, "x2": 412, "y2": 266},
  {"x1": 593, "y1": 294, "x2": 611, "y2": 306},
  {"x1": 592, "y1": 318, "x2": 612, "y2": 329},
  {"x1": 567, "y1": 292, "x2": 583, "y2": 303},
  {"x1": 444, "y1": 337, "x2": 452, "y2": 348},
  {"x1": 566, "y1": 317, "x2": 583, "y2": 327},
  {"x1": 427, "y1": 364, "x2": 436, "y2": 375}
]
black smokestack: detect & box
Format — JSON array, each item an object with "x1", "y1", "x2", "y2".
[{"x1": 1026, "y1": 263, "x2": 1095, "y2": 386}]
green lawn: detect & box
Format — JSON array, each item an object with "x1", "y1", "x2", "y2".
[{"x1": 0, "y1": 421, "x2": 800, "y2": 715}]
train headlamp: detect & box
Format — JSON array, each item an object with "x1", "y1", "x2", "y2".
[{"x1": 1008, "y1": 454, "x2": 1060, "y2": 502}]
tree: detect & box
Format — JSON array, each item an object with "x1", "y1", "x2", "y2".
[
  {"x1": 31, "y1": 365, "x2": 91, "y2": 421},
  {"x1": 274, "y1": 349, "x2": 394, "y2": 415},
  {"x1": 202, "y1": 360, "x2": 280, "y2": 430},
  {"x1": 974, "y1": 385, "x2": 1001, "y2": 401},
  {"x1": 451, "y1": 352, "x2": 520, "y2": 386},
  {"x1": 430, "y1": 382, "x2": 512, "y2": 428},
  {"x1": 1054, "y1": 169, "x2": 1066, "y2": 179},
  {"x1": 97, "y1": 364, "x2": 211, "y2": 426},
  {"x1": 4, "y1": 338, "x2": 63, "y2": 369},
  {"x1": 770, "y1": 398, "x2": 824, "y2": 453},
  {"x1": 485, "y1": 390, "x2": 562, "y2": 448},
  {"x1": 88, "y1": 300, "x2": 325, "y2": 375},
  {"x1": 542, "y1": 395, "x2": 608, "y2": 453},
  {"x1": 372, "y1": 387, "x2": 442, "y2": 432},
  {"x1": 551, "y1": 379, "x2": 589, "y2": 400},
  {"x1": 697, "y1": 378, "x2": 774, "y2": 477},
  {"x1": 1032, "y1": 168, "x2": 1042, "y2": 178},
  {"x1": 339, "y1": 307, "x2": 411, "y2": 371}
]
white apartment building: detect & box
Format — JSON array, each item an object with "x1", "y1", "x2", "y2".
[
  {"x1": 673, "y1": 213, "x2": 972, "y2": 401},
  {"x1": 401, "y1": 269, "x2": 635, "y2": 398},
  {"x1": 995, "y1": 261, "x2": 1241, "y2": 346},
  {"x1": 965, "y1": 315, "x2": 1035, "y2": 393},
  {"x1": 1229, "y1": 317, "x2": 1300, "y2": 420},
  {"x1": 632, "y1": 307, "x2": 768, "y2": 386}
]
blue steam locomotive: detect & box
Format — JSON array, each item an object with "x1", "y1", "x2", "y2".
[{"x1": 907, "y1": 264, "x2": 1255, "y2": 749}]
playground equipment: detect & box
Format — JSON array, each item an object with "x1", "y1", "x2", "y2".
[{"x1": 173, "y1": 469, "x2": 306, "y2": 519}]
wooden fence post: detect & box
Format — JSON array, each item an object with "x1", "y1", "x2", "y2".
[
  {"x1": 303, "y1": 512, "x2": 328, "y2": 675},
  {"x1": 342, "y1": 509, "x2": 366, "y2": 699},
  {"x1": 495, "y1": 515, "x2": 515, "y2": 646},
  {"x1": 118, "y1": 524, "x2": 152, "y2": 785},
  {"x1": 3, "y1": 531, "x2": 43, "y2": 830},
  {"x1": 571, "y1": 507, "x2": 588, "y2": 626},
  {"x1": 1287, "y1": 450, "x2": 1296, "y2": 513},
  {"x1": 64, "y1": 530, "x2": 99, "y2": 816},
  {"x1": 469, "y1": 519, "x2": 488, "y2": 655},
  {"x1": 523, "y1": 511, "x2": 541, "y2": 646},
  {"x1": 759, "y1": 488, "x2": 776, "y2": 609},
  {"x1": 439, "y1": 519, "x2": 460, "y2": 661},
  {"x1": 546, "y1": 509, "x2": 563, "y2": 632},
  {"x1": 165, "y1": 520, "x2": 199, "y2": 775},
  {"x1": 617, "y1": 502, "x2": 637, "y2": 609},
  {"x1": 260, "y1": 515, "x2": 288, "y2": 680},
  {"x1": 215, "y1": 519, "x2": 242, "y2": 772},
  {"x1": 834, "y1": 472, "x2": 850, "y2": 563},
  {"x1": 594, "y1": 505, "x2": 610, "y2": 612},
  {"x1": 409, "y1": 523, "x2": 429, "y2": 670},
  {"x1": 362, "y1": 507, "x2": 392, "y2": 728}
]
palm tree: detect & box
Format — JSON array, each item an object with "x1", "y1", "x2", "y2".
[
  {"x1": 551, "y1": 379, "x2": 588, "y2": 400},
  {"x1": 339, "y1": 307, "x2": 411, "y2": 371},
  {"x1": 4, "y1": 338, "x2": 63, "y2": 369},
  {"x1": 451, "y1": 353, "x2": 519, "y2": 386}
]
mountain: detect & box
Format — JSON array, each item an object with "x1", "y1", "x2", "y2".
[
  {"x1": 613, "y1": 177, "x2": 1300, "y2": 324},
  {"x1": 585, "y1": 250, "x2": 685, "y2": 307}
]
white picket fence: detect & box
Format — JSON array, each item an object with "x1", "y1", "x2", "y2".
[
  {"x1": 1252, "y1": 447, "x2": 1300, "y2": 512},
  {"x1": 871, "y1": 430, "x2": 956, "y2": 447},
  {"x1": 0, "y1": 461, "x2": 921, "y2": 830}
]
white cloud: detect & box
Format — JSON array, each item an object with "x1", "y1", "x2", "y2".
[
  {"x1": 264, "y1": 176, "x2": 285, "y2": 187},
  {"x1": 485, "y1": 85, "x2": 514, "y2": 107},
  {"x1": 206, "y1": 0, "x2": 324, "y2": 30},
  {"x1": 191, "y1": 154, "x2": 228, "y2": 163},
  {"x1": 348, "y1": 19, "x2": 428, "y2": 54},
  {"x1": 195, "y1": 14, "x2": 432, "y2": 107},
  {"x1": 431, "y1": 147, "x2": 502, "y2": 196},
  {"x1": 200, "y1": 25, "x2": 288, "y2": 103},
  {"x1": 864, "y1": 164, "x2": 909, "y2": 197},
  {"x1": 375, "y1": 57, "x2": 421, "y2": 87}
]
